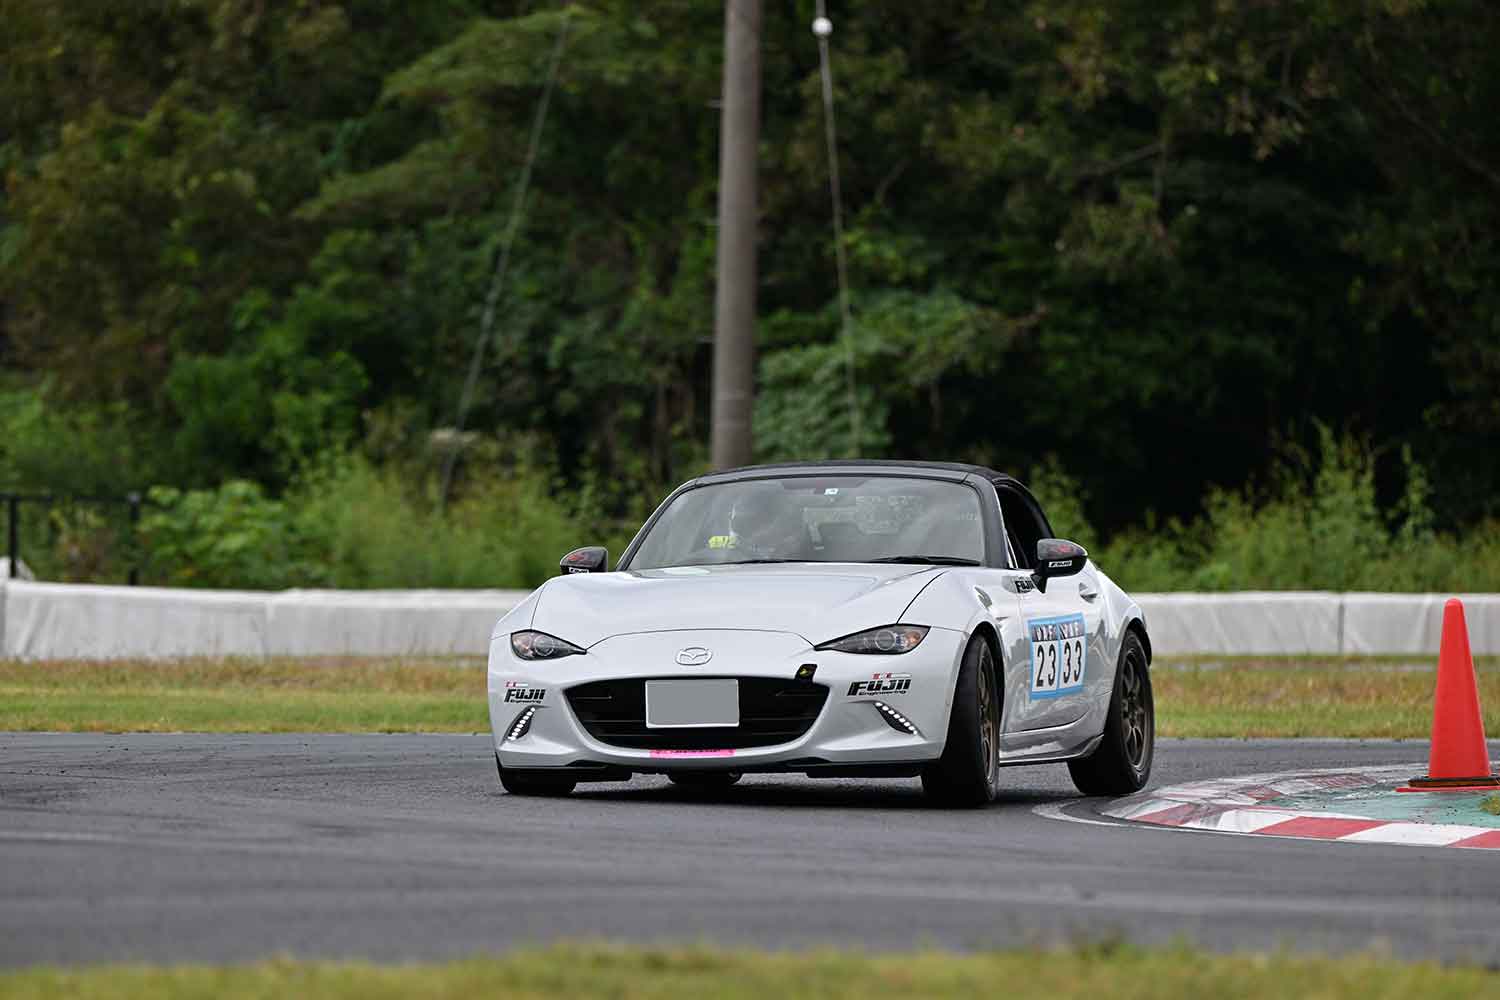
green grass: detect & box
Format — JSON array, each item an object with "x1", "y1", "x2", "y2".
[
  {"x1": 2, "y1": 944, "x2": 1498, "y2": 1000},
  {"x1": 2, "y1": 656, "x2": 1497, "y2": 738},
  {"x1": 1153, "y1": 658, "x2": 1500, "y2": 738},
  {"x1": 0, "y1": 657, "x2": 488, "y2": 733}
]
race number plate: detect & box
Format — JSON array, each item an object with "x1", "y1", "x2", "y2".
[
  {"x1": 645, "y1": 679, "x2": 740, "y2": 728},
  {"x1": 1027, "y1": 613, "x2": 1087, "y2": 698}
]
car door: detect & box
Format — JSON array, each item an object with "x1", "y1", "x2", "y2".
[{"x1": 994, "y1": 481, "x2": 1105, "y2": 731}]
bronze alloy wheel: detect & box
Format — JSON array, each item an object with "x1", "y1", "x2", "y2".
[
  {"x1": 977, "y1": 642, "x2": 998, "y2": 786},
  {"x1": 1066, "y1": 630, "x2": 1154, "y2": 796},
  {"x1": 1119, "y1": 643, "x2": 1152, "y2": 772}
]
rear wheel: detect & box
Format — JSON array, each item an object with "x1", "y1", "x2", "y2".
[
  {"x1": 496, "y1": 754, "x2": 576, "y2": 797},
  {"x1": 667, "y1": 771, "x2": 743, "y2": 791},
  {"x1": 1068, "y1": 631, "x2": 1153, "y2": 795},
  {"x1": 921, "y1": 636, "x2": 1000, "y2": 807}
]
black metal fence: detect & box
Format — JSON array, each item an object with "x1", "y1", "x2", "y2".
[{"x1": 3, "y1": 492, "x2": 145, "y2": 585}]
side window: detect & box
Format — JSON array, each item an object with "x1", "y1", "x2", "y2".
[{"x1": 994, "y1": 484, "x2": 1048, "y2": 570}]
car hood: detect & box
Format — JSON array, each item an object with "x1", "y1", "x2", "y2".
[{"x1": 526, "y1": 563, "x2": 944, "y2": 647}]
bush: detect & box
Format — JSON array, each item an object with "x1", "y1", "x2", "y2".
[
  {"x1": 139, "y1": 453, "x2": 635, "y2": 591},
  {"x1": 39, "y1": 424, "x2": 1500, "y2": 594},
  {"x1": 1068, "y1": 429, "x2": 1500, "y2": 593},
  {"x1": 288, "y1": 456, "x2": 599, "y2": 590},
  {"x1": 140, "y1": 481, "x2": 328, "y2": 590}
]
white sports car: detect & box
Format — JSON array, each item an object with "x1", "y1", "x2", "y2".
[{"x1": 488, "y1": 461, "x2": 1154, "y2": 805}]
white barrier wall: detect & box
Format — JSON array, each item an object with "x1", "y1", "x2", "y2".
[
  {"x1": 1135, "y1": 592, "x2": 1342, "y2": 656},
  {"x1": 265, "y1": 589, "x2": 525, "y2": 657},
  {"x1": 0, "y1": 580, "x2": 528, "y2": 660},
  {"x1": 3, "y1": 582, "x2": 270, "y2": 660},
  {"x1": 1339, "y1": 592, "x2": 1500, "y2": 657},
  {"x1": 0, "y1": 580, "x2": 1495, "y2": 659},
  {"x1": 1138, "y1": 591, "x2": 1500, "y2": 656}
]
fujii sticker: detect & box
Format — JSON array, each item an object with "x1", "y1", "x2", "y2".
[
  {"x1": 1027, "y1": 613, "x2": 1087, "y2": 698},
  {"x1": 847, "y1": 672, "x2": 912, "y2": 697},
  {"x1": 503, "y1": 681, "x2": 546, "y2": 703}
]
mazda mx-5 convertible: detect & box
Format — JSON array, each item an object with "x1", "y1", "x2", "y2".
[{"x1": 488, "y1": 461, "x2": 1154, "y2": 806}]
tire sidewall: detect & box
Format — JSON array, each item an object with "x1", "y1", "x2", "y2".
[
  {"x1": 1110, "y1": 632, "x2": 1153, "y2": 787},
  {"x1": 975, "y1": 639, "x2": 1001, "y2": 799},
  {"x1": 924, "y1": 635, "x2": 1000, "y2": 805}
]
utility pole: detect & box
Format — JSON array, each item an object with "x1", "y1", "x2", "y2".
[{"x1": 710, "y1": 0, "x2": 762, "y2": 470}]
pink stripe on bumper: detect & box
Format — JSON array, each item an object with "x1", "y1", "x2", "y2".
[{"x1": 649, "y1": 749, "x2": 735, "y2": 758}]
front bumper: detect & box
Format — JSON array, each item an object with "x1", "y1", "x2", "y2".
[{"x1": 488, "y1": 627, "x2": 965, "y2": 779}]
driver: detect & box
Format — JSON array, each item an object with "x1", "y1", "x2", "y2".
[{"x1": 726, "y1": 486, "x2": 807, "y2": 558}]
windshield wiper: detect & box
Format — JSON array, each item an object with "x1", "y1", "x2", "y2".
[{"x1": 868, "y1": 555, "x2": 982, "y2": 566}]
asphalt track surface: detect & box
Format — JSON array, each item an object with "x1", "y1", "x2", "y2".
[{"x1": 3, "y1": 734, "x2": 1498, "y2": 968}]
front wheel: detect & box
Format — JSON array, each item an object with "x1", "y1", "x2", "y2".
[
  {"x1": 496, "y1": 754, "x2": 576, "y2": 797},
  {"x1": 921, "y1": 636, "x2": 1000, "y2": 807},
  {"x1": 1068, "y1": 630, "x2": 1153, "y2": 795}
]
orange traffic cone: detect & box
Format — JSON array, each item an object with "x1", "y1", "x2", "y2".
[{"x1": 1398, "y1": 598, "x2": 1499, "y2": 792}]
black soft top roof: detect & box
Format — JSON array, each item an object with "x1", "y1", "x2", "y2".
[{"x1": 694, "y1": 459, "x2": 1023, "y2": 488}]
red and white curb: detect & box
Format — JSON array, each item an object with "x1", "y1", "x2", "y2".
[{"x1": 1097, "y1": 764, "x2": 1500, "y2": 850}]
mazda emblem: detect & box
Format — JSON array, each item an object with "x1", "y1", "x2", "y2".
[{"x1": 675, "y1": 646, "x2": 713, "y2": 666}]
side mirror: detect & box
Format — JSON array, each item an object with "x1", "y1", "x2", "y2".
[
  {"x1": 559, "y1": 546, "x2": 609, "y2": 575},
  {"x1": 1032, "y1": 538, "x2": 1087, "y2": 592}
]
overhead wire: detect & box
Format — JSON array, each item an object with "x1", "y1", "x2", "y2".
[
  {"x1": 440, "y1": 7, "x2": 572, "y2": 510},
  {"x1": 812, "y1": 0, "x2": 862, "y2": 457}
]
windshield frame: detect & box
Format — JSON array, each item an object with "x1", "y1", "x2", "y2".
[{"x1": 615, "y1": 471, "x2": 1005, "y2": 571}]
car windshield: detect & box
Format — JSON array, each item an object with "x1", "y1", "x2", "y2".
[{"x1": 625, "y1": 475, "x2": 985, "y2": 569}]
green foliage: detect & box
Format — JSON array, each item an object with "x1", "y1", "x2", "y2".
[
  {"x1": 140, "y1": 481, "x2": 326, "y2": 590},
  {"x1": 287, "y1": 454, "x2": 596, "y2": 590},
  {"x1": 0, "y1": 388, "x2": 164, "y2": 494},
  {"x1": 1078, "y1": 431, "x2": 1500, "y2": 593},
  {"x1": 3, "y1": 0, "x2": 1500, "y2": 586},
  {"x1": 167, "y1": 290, "x2": 370, "y2": 480},
  {"x1": 756, "y1": 290, "x2": 1022, "y2": 460},
  {"x1": 1022, "y1": 456, "x2": 1100, "y2": 556},
  {"x1": 138, "y1": 450, "x2": 633, "y2": 591}
]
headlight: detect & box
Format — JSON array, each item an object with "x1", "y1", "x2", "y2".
[
  {"x1": 816, "y1": 625, "x2": 929, "y2": 655},
  {"x1": 510, "y1": 630, "x2": 586, "y2": 660}
]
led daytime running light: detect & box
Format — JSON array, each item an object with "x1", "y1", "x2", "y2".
[
  {"x1": 875, "y1": 701, "x2": 920, "y2": 736},
  {"x1": 506, "y1": 706, "x2": 539, "y2": 741}
]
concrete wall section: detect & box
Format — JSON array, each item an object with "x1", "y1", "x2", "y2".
[
  {"x1": 2, "y1": 581, "x2": 270, "y2": 660},
  {"x1": 1, "y1": 581, "x2": 1497, "y2": 659},
  {"x1": 0, "y1": 581, "x2": 526, "y2": 660},
  {"x1": 1340, "y1": 593, "x2": 1500, "y2": 656},
  {"x1": 1137, "y1": 592, "x2": 1342, "y2": 656},
  {"x1": 265, "y1": 589, "x2": 526, "y2": 657}
]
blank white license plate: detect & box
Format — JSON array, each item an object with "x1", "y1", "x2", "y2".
[{"x1": 645, "y1": 679, "x2": 739, "y2": 729}]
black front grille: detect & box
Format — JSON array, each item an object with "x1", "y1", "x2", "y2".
[{"x1": 566, "y1": 677, "x2": 828, "y2": 750}]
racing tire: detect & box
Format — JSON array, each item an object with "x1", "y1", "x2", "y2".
[
  {"x1": 496, "y1": 754, "x2": 576, "y2": 797},
  {"x1": 921, "y1": 635, "x2": 1001, "y2": 807},
  {"x1": 1067, "y1": 630, "x2": 1154, "y2": 796},
  {"x1": 667, "y1": 771, "x2": 743, "y2": 791}
]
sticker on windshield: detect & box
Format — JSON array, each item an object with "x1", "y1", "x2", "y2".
[{"x1": 1027, "y1": 613, "x2": 1087, "y2": 698}]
